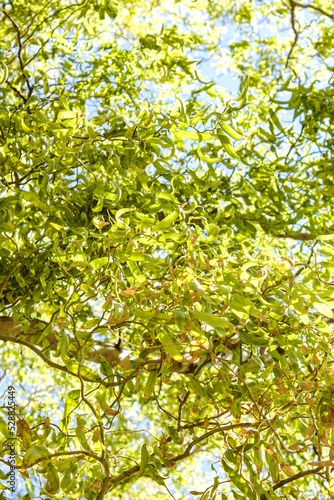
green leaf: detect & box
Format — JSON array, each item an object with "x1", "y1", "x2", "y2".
[
  {"x1": 144, "y1": 371, "x2": 158, "y2": 400},
  {"x1": 58, "y1": 110, "x2": 78, "y2": 120},
  {"x1": 193, "y1": 310, "x2": 230, "y2": 329},
  {"x1": 81, "y1": 318, "x2": 100, "y2": 329},
  {"x1": 230, "y1": 294, "x2": 259, "y2": 320},
  {"x1": 159, "y1": 331, "x2": 183, "y2": 362},
  {"x1": 90, "y1": 257, "x2": 108, "y2": 270},
  {"x1": 317, "y1": 234, "x2": 334, "y2": 241},
  {"x1": 138, "y1": 443, "x2": 149, "y2": 477},
  {"x1": 45, "y1": 462, "x2": 60, "y2": 494},
  {"x1": 265, "y1": 451, "x2": 279, "y2": 483},
  {"x1": 187, "y1": 374, "x2": 208, "y2": 399},
  {"x1": 56, "y1": 331, "x2": 70, "y2": 356},
  {"x1": 313, "y1": 301, "x2": 334, "y2": 319},
  {"x1": 0, "y1": 418, "x2": 10, "y2": 438},
  {"x1": 218, "y1": 121, "x2": 242, "y2": 140},
  {"x1": 75, "y1": 427, "x2": 91, "y2": 451},
  {"x1": 168, "y1": 426, "x2": 181, "y2": 444},
  {"x1": 0, "y1": 62, "x2": 8, "y2": 84},
  {"x1": 235, "y1": 76, "x2": 249, "y2": 102},
  {"x1": 92, "y1": 195, "x2": 104, "y2": 212},
  {"x1": 23, "y1": 445, "x2": 48, "y2": 467},
  {"x1": 269, "y1": 109, "x2": 285, "y2": 134},
  {"x1": 152, "y1": 211, "x2": 179, "y2": 232},
  {"x1": 173, "y1": 92, "x2": 187, "y2": 121},
  {"x1": 217, "y1": 134, "x2": 241, "y2": 161},
  {"x1": 156, "y1": 192, "x2": 179, "y2": 204},
  {"x1": 60, "y1": 390, "x2": 80, "y2": 432},
  {"x1": 239, "y1": 330, "x2": 269, "y2": 346},
  {"x1": 196, "y1": 138, "x2": 225, "y2": 164},
  {"x1": 128, "y1": 260, "x2": 147, "y2": 283},
  {"x1": 178, "y1": 130, "x2": 213, "y2": 141}
]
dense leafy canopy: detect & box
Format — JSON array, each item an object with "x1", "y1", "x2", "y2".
[{"x1": 1, "y1": 0, "x2": 334, "y2": 499}]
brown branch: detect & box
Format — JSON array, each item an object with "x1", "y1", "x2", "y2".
[
  {"x1": 0, "y1": 316, "x2": 207, "y2": 382},
  {"x1": 103, "y1": 421, "x2": 266, "y2": 493},
  {"x1": 1, "y1": 9, "x2": 33, "y2": 97},
  {"x1": 21, "y1": 0, "x2": 54, "y2": 39},
  {"x1": 177, "y1": 210, "x2": 317, "y2": 242},
  {"x1": 23, "y1": 0, "x2": 88, "y2": 44},
  {"x1": 172, "y1": 421, "x2": 266, "y2": 463},
  {"x1": 23, "y1": 0, "x2": 90, "y2": 69},
  {"x1": 276, "y1": 232, "x2": 315, "y2": 241},
  {"x1": 286, "y1": 0, "x2": 300, "y2": 68},
  {"x1": 1, "y1": 9, "x2": 24, "y2": 69},
  {"x1": 293, "y1": 2, "x2": 334, "y2": 20},
  {"x1": 0, "y1": 333, "x2": 94, "y2": 382},
  {"x1": 0, "y1": 317, "x2": 131, "y2": 387},
  {"x1": 5, "y1": 80, "x2": 28, "y2": 102},
  {"x1": 273, "y1": 465, "x2": 324, "y2": 490},
  {"x1": 259, "y1": 220, "x2": 315, "y2": 240},
  {"x1": 1, "y1": 450, "x2": 104, "y2": 470},
  {"x1": 76, "y1": 345, "x2": 111, "y2": 499},
  {"x1": 240, "y1": 216, "x2": 316, "y2": 241},
  {"x1": 109, "y1": 465, "x2": 140, "y2": 485}
]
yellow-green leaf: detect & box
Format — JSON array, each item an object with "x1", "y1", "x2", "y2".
[
  {"x1": 159, "y1": 331, "x2": 183, "y2": 362},
  {"x1": 152, "y1": 211, "x2": 179, "y2": 232},
  {"x1": 23, "y1": 445, "x2": 48, "y2": 467},
  {"x1": 193, "y1": 311, "x2": 229, "y2": 329},
  {"x1": 218, "y1": 121, "x2": 242, "y2": 140}
]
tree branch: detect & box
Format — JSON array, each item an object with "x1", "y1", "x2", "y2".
[
  {"x1": 276, "y1": 232, "x2": 315, "y2": 241},
  {"x1": 1, "y1": 9, "x2": 33, "y2": 97},
  {"x1": 1, "y1": 450, "x2": 104, "y2": 470},
  {"x1": 0, "y1": 316, "x2": 207, "y2": 378},
  {"x1": 293, "y1": 2, "x2": 334, "y2": 20},
  {"x1": 106, "y1": 421, "x2": 266, "y2": 492},
  {"x1": 241, "y1": 216, "x2": 316, "y2": 241},
  {"x1": 273, "y1": 465, "x2": 324, "y2": 490},
  {"x1": 0, "y1": 317, "x2": 132, "y2": 387},
  {"x1": 286, "y1": 0, "x2": 300, "y2": 68}
]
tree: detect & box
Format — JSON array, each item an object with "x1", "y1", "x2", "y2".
[{"x1": 0, "y1": 0, "x2": 334, "y2": 498}]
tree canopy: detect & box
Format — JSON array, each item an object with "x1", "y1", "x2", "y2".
[{"x1": 1, "y1": 0, "x2": 334, "y2": 499}]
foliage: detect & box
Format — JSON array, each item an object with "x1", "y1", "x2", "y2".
[{"x1": 0, "y1": 0, "x2": 334, "y2": 499}]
